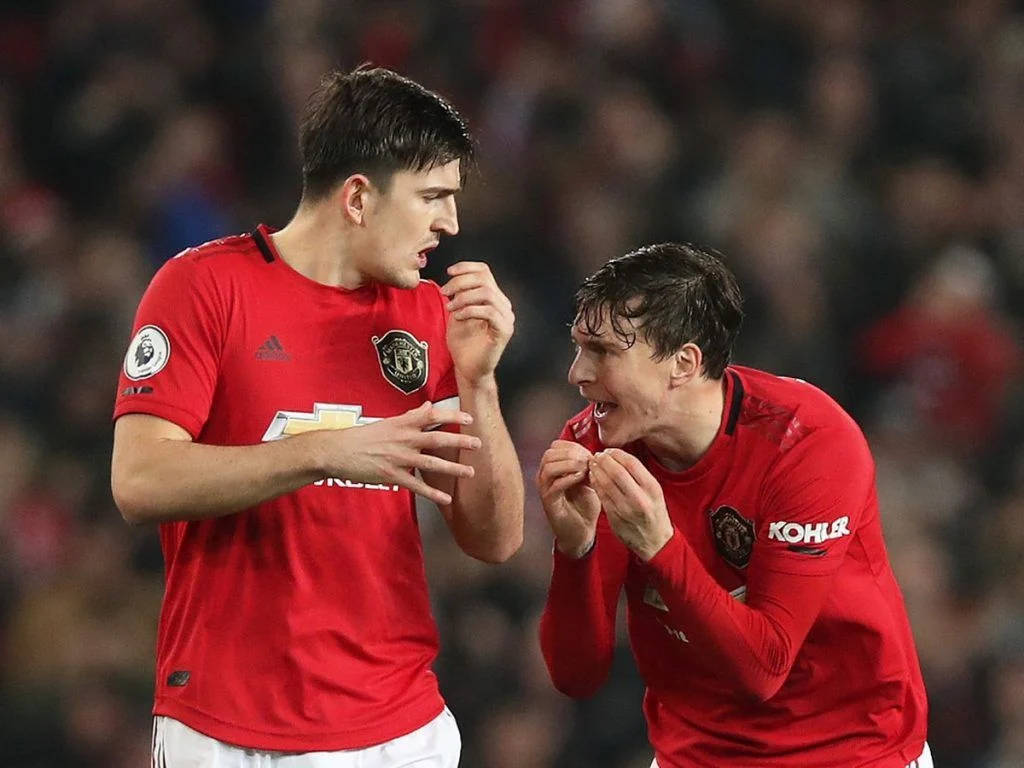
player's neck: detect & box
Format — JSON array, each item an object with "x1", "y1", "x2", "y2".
[
  {"x1": 271, "y1": 203, "x2": 367, "y2": 289},
  {"x1": 642, "y1": 376, "x2": 726, "y2": 472}
]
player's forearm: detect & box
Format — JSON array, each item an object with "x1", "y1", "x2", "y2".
[
  {"x1": 540, "y1": 546, "x2": 619, "y2": 697},
  {"x1": 649, "y1": 530, "x2": 829, "y2": 702},
  {"x1": 448, "y1": 374, "x2": 524, "y2": 562},
  {"x1": 112, "y1": 433, "x2": 328, "y2": 524}
]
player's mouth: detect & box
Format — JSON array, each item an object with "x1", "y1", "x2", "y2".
[
  {"x1": 416, "y1": 243, "x2": 438, "y2": 268},
  {"x1": 593, "y1": 400, "x2": 618, "y2": 420}
]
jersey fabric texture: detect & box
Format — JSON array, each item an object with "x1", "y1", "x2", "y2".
[
  {"x1": 540, "y1": 366, "x2": 928, "y2": 768},
  {"x1": 113, "y1": 225, "x2": 458, "y2": 751}
]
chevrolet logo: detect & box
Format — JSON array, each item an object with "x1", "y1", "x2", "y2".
[{"x1": 262, "y1": 403, "x2": 380, "y2": 442}]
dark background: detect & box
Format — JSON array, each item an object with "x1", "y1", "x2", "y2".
[{"x1": 0, "y1": 1, "x2": 1022, "y2": 766}]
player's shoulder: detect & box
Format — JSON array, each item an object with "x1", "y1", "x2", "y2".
[
  {"x1": 731, "y1": 365, "x2": 863, "y2": 451},
  {"x1": 169, "y1": 231, "x2": 260, "y2": 269},
  {"x1": 155, "y1": 234, "x2": 260, "y2": 286},
  {"x1": 150, "y1": 231, "x2": 263, "y2": 293}
]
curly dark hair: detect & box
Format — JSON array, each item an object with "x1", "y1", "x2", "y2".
[{"x1": 573, "y1": 243, "x2": 744, "y2": 379}]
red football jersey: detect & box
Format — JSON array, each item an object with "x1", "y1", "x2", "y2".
[
  {"x1": 113, "y1": 225, "x2": 458, "y2": 751},
  {"x1": 541, "y1": 366, "x2": 928, "y2": 767}
]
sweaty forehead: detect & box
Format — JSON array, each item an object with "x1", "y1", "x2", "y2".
[
  {"x1": 571, "y1": 316, "x2": 634, "y2": 348},
  {"x1": 570, "y1": 316, "x2": 603, "y2": 341},
  {"x1": 574, "y1": 302, "x2": 638, "y2": 334}
]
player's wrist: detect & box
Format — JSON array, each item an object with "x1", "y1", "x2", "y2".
[
  {"x1": 297, "y1": 429, "x2": 334, "y2": 477},
  {"x1": 455, "y1": 371, "x2": 498, "y2": 394},
  {"x1": 635, "y1": 526, "x2": 675, "y2": 562},
  {"x1": 555, "y1": 534, "x2": 596, "y2": 560}
]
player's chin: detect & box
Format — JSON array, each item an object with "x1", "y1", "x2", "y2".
[
  {"x1": 595, "y1": 423, "x2": 630, "y2": 448},
  {"x1": 388, "y1": 269, "x2": 421, "y2": 290}
]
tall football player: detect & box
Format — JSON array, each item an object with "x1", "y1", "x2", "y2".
[
  {"x1": 111, "y1": 67, "x2": 523, "y2": 768},
  {"x1": 538, "y1": 243, "x2": 929, "y2": 767}
]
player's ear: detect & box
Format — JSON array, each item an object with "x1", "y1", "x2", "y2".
[
  {"x1": 670, "y1": 343, "x2": 702, "y2": 387},
  {"x1": 338, "y1": 174, "x2": 373, "y2": 225}
]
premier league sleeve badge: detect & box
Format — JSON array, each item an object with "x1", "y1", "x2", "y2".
[{"x1": 124, "y1": 325, "x2": 171, "y2": 380}]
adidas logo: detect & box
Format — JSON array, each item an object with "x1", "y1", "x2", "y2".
[{"x1": 256, "y1": 335, "x2": 290, "y2": 361}]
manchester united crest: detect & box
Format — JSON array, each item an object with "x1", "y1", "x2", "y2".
[
  {"x1": 372, "y1": 329, "x2": 428, "y2": 394},
  {"x1": 709, "y1": 505, "x2": 755, "y2": 569}
]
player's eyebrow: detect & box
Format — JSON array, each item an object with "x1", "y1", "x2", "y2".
[
  {"x1": 418, "y1": 185, "x2": 461, "y2": 195},
  {"x1": 570, "y1": 328, "x2": 614, "y2": 349}
]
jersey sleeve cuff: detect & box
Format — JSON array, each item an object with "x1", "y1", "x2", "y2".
[
  {"x1": 552, "y1": 538, "x2": 599, "y2": 566},
  {"x1": 113, "y1": 400, "x2": 205, "y2": 439},
  {"x1": 552, "y1": 536, "x2": 596, "y2": 562},
  {"x1": 646, "y1": 527, "x2": 686, "y2": 579}
]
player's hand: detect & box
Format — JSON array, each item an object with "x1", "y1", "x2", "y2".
[
  {"x1": 588, "y1": 449, "x2": 673, "y2": 561},
  {"x1": 536, "y1": 439, "x2": 601, "y2": 558},
  {"x1": 323, "y1": 401, "x2": 481, "y2": 506},
  {"x1": 440, "y1": 262, "x2": 514, "y2": 383}
]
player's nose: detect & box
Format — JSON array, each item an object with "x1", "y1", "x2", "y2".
[
  {"x1": 434, "y1": 197, "x2": 459, "y2": 236},
  {"x1": 568, "y1": 353, "x2": 592, "y2": 386}
]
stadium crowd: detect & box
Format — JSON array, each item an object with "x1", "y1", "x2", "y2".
[{"x1": 1, "y1": 0, "x2": 1022, "y2": 766}]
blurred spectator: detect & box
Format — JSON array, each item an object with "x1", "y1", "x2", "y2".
[
  {"x1": 858, "y1": 245, "x2": 1021, "y2": 451},
  {"x1": 1, "y1": 1, "x2": 1023, "y2": 766}
]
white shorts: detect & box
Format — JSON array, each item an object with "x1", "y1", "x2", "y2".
[
  {"x1": 650, "y1": 741, "x2": 933, "y2": 768},
  {"x1": 152, "y1": 708, "x2": 461, "y2": 768}
]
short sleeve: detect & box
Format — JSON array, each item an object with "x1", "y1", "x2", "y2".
[
  {"x1": 753, "y1": 424, "x2": 875, "y2": 576},
  {"x1": 113, "y1": 255, "x2": 227, "y2": 438}
]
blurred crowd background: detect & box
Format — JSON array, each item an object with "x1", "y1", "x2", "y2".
[{"x1": 1, "y1": 0, "x2": 1023, "y2": 766}]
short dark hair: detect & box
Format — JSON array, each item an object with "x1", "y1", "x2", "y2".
[
  {"x1": 573, "y1": 243, "x2": 744, "y2": 379},
  {"x1": 299, "y1": 66, "x2": 475, "y2": 200}
]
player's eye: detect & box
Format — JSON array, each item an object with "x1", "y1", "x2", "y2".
[{"x1": 571, "y1": 339, "x2": 607, "y2": 357}]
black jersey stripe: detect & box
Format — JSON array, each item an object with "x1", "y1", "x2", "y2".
[
  {"x1": 725, "y1": 369, "x2": 744, "y2": 436},
  {"x1": 251, "y1": 228, "x2": 275, "y2": 263}
]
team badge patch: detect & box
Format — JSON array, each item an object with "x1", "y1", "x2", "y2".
[
  {"x1": 372, "y1": 329, "x2": 428, "y2": 394},
  {"x1": 709, "y1": 505, "x2": 755, "y2": 569},
  {"x1": 123, "y1": 325, "x2": 170, "y2": 380}
]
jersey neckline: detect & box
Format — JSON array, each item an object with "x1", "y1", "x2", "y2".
[
  {"x1": 253, "y1": 224, "x2": 380, "y2": 301},
  {"x1": 639, "y1": 368, "x2": 743, "y2": 485}
]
